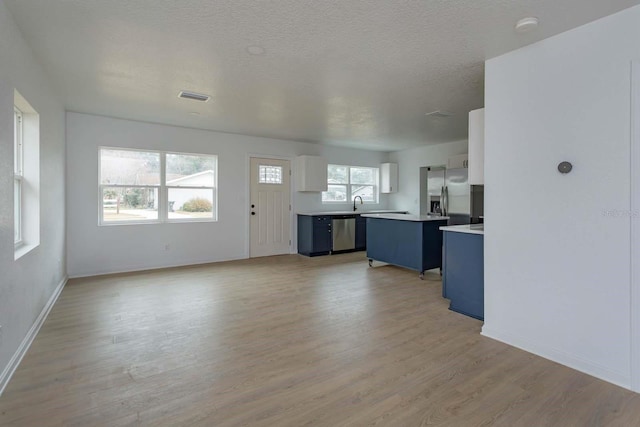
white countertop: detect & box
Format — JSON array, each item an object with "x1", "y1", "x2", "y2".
[
  {"x1": 361, "y1": 213, "x2": 450, "y2": 222},
  {"x1": 297, "y1": 210, "x2": 407, "y2": 216},
  {"x1": 440, "y1": 224, "x2": 484, "y2": 235}
]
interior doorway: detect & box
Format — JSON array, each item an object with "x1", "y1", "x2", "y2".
[{"x1": 249, "y1": 157, "x2": 291, "y2": 258}]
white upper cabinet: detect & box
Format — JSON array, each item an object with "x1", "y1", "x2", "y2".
[
  {"x1": 295, "y1": 155, "x2": 328, "y2": 192},
  {"x1": 380, "y1": 162, "x2": 398, "y2": 193},
  {"x1": 447, "y1": 154, "x2": 469, "y2": 169},
  {"x1": 468, "y1": 108, "x2": 485, "y2": 185}
]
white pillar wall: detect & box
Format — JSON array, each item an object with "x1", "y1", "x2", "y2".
[
  {"x1": 483, "y1": 5, "x2": 640, "y2": 389},
  {"x1": 631, "y1": 61, "x2": 640, "y2": 393}
]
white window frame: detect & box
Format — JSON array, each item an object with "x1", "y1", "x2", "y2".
[
  {"x1": 14, "y1": 106, "x2": 23, "y2": 248},
  {"x1": 14, "y1": 90, "x2": 40, "y2": 260},
  {"x1": 322, "y1": 164, "x2": 379, "y2": 204},
  {"x1": 99, "y1": 147, "x2": 218, "y2": 225}
]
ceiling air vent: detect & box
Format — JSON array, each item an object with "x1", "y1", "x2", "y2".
[
  {"x1": 425, "y1": 110, "x2": 454, "y2": 118},
  {"x1": 178, "y1": 90, "x2": 210, "y2": 102}
]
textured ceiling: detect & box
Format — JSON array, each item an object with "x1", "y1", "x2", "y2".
[{"x1": 5, "y1": 0, "x2": 640, "y2": 151}]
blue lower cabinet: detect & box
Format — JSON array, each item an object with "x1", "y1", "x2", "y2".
[
  {"x1": 298, "y1": 215, "x2": 331, "y2": 256},
  {"x1": 442, "y1": 231, "x2": 484, "y2": 320},
  {"x1": 298, "y1": 214, "x2": 368, "y2": 256}
]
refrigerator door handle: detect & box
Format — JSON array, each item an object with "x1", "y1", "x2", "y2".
[{"x1": 444, "y1": 186, "x2": 449, "y2": 216}]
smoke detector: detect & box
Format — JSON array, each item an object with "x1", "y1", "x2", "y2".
[
  {"x1": 515, "y1": 17, "x2": 539, "y2": 33},
  {"x1": 178, "y1": 90, "x2": 210, "y2": 102},
  {"x1": 425, "y1": 110, "x2": 454, "y2": 118}
]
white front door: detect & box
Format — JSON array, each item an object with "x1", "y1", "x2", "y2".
[{"x1": 250, "y1": 157, "x2": 291, "y2": 257}]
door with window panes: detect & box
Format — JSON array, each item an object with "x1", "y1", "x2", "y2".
[{"x1": 250, "y1": 158, "x2": 291, "y2": 257}]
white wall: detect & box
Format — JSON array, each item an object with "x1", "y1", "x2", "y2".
[
  {"x1": 387, "y1": 140, "x2": 468, "y2": 214},
  {"x1": 483, "y1": 5, "x2": 640, "y2": 389},
  {"x1": 66, "y1": 113, "x2": 389, "y2": 277},
  {"x1": 0, "y1": 0, "x2": 66, "y2": 390}
]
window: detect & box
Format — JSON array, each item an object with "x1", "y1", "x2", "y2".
[
  {"x1": 14, "y1": 90, "x2": 40, "y2": 259},
  {"x1": 14, "y1": 107, "x2": 23, "y2": 246},
  {"x1": 322, "y1": 164, "x2": 379, "y2": 203},
  {"x1": 99, "y1": 148, "x2": 217, "y2": 224},
  {"x1": 258, "y1": 165, "x2": 283, "y2": 184},
  {"x1": 166, "y1": 153, "x2": 216, "y2": 220}
]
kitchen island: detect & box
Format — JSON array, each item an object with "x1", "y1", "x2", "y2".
[
  {"x1": 362, "y1": 213, "x2": 449, "y2": 279},
  {"x1": 440, "y1": 224, "x2": 484, "y2": 320}
]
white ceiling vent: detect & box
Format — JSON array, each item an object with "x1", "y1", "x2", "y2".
[
  {"x1": 178, "y1": 90, "x2": 210, "y2": 102},
  {"x1": 425, "y1": 110, "x2": 454, "y2": 118}
]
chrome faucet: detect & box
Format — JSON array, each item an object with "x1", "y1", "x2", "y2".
[{"x1": 353, "y1": 195, "x2": 363, "y2": 211}]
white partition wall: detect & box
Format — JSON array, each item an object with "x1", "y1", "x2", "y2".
[
  {"x1": 631, "y1": 61, "x2": 640, "y2": 393},
  {"x1": 483, "y1": 5, "x2": 640, "y2": 389}
]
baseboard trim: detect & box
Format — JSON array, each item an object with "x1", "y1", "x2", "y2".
[
  {"x1": 481, "y1": 325, "x2": 631, "y2": 390},
  {"x1": 0, "y1": 275, "x2": 68, "y2": 396},
  {"x1": 68, "y1": 256, "x2": 247, "y2": 279}
]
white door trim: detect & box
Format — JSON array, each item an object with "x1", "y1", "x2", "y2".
[
  {"x1": 631, "y1": 60, "x2": 640, "y2": 392},
  {"x1": 245, "y1": 153, "x2": 295, "y2": 258}
]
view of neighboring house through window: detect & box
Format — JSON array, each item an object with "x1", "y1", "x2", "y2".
[
  {"x1": 99, "y1": 148, "x2": 217, "y2": 224},
  {"x1": 14, "y1": 107, "x2": 23, "y2": 246},
  {"x1": 166, "y1": 153, "x2": 216, "y2": 220},
  {"x1": 322, "y1": 164, "x2": 379, "y2": 203}
]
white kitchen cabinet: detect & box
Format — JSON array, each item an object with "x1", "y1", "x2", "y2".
[
  {"x1": 447, "y1": 154, "x2": 469, "y2": 169},
  {"x1": 295, "y1": 155, "x2": 328, "y2": 192},
  {"x1": 380, "y1": 162, "x2": 398, "y2": 193},
  {"x1": 468, "y1": 108, "x2": 485, "y2": 185}
]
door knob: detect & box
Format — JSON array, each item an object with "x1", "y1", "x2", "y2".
[{"x1": 251, "y1": 212, "x2": 256, "y2": 215}]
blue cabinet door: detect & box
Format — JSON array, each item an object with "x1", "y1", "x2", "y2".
[
  {"x1": 313, "y1": 218, "x2": 331, "y2": 254},
  {"x1": 355, "y1": 216, "x2": 366, "y2": 250},
  {"x1": 297, "y1": 215, "x2": 331, "y2": 256}
]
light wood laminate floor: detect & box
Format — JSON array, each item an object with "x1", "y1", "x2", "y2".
[{"x1": 1, "y1": 252, "x2": 639, "y2": 426}]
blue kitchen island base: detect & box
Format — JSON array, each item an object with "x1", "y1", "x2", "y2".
[
  {"x1": 441, "y1": 226, "x2": 484, "y2": 320},
  {"x1": 363, "y1": 214, "x2": 448, "y2": 279}
]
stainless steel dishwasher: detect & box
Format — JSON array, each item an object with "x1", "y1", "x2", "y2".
[{"x1": 331, "y1": 215, "x2": 356, "y2": 252}]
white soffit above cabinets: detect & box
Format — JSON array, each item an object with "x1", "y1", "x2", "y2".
[{"x1": 5, "y1": 0, "x2": 640, "y2": 151}]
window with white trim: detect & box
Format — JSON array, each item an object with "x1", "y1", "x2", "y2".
[
  {"x1": 14, "y1": 107, "x2": 23, "y2": 246},
  {"x1": 14, "y1": 90, "x2": 40, "y2": 260},
  {"x1": 322, "y1": 164, "x2": 379, "y2": 203},
  {"x1": 99, "y1": 148, "x2": 217, "y2": 224}
]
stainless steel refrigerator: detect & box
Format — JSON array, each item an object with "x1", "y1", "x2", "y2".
[{"x1": 426, "y1": 167, "x2": 470, "y2": 225}]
